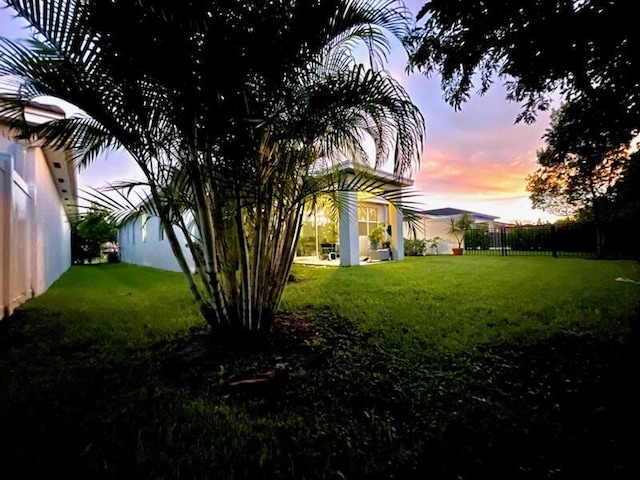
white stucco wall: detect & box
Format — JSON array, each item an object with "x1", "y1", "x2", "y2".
[
  {"x1": 1, "y1": 125, "x2": 72, "y2": 318},
  {"x1": 405, "y1": 214, "x2": 497, "y2": 254},
  {"x1": 404, "y1": 215, "x2": 459, "y2": 254},
  {"x1": 32, "y1": 148, "x2": 71, "y2": 294},
  {"x1": 118, "y1": 215, "x2": 194, "y2": 272},
  {"x1": 1, "y1": 152, "x2": 8, "y2": 314}
]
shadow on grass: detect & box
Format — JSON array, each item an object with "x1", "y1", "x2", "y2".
[{"x1": 0, "y1": 308, "x2": 638, "y2": 479}]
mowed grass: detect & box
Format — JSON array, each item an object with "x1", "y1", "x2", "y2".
[
  {"x1": 1, "y1": 257, "x2": 639, "y2": 479},
  {"x1": 284, "y1": 256, "x2": 640, "y2": 352},
  {"x1": 20, "y1": 263, "x2": 203, "y2": 349}
]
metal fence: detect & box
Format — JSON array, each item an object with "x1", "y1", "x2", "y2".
[{"x1": 463, "y1": 221, "x2": 634, "y2": 259}]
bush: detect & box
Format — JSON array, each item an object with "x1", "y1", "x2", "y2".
[
  {"x1": 404, "y1": 238, "x2": 426, "y2": 256},
  {"x1": 465, "y1": 229, "x2": 491, "y2": 250}
]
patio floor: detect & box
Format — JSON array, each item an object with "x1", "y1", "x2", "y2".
[{"x1": 293, "y1": 255, "x2": 390, "y2": 267}]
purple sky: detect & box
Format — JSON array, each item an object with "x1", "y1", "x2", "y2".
[{"x1": 1, "y1": 1, "x2": 561, "y2": 223}]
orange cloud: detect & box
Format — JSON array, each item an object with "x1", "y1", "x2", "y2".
[{"x1": 414, "y1": 147, "x2": 538, "y2": 200}]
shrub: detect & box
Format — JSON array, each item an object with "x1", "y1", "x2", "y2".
[
  {"x1": 404, "y1": 238, "x2": 426, "y2": 256},
  {"x1": 465, "y1": 229, "x2": 491, "y2": 250}
]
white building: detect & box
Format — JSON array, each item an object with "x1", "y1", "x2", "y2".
[
  {"x1": 333, "y1": 165, "x2": 411, "y2": 265},
  {"x1": 405, "y1": 207, "x2": 499, "y2": 254},
  {"x1": 118, "y1": 214, "x2": 194, "y2": 272},
  {"x1": 119, "y1": 165, "x2": 414, "y2": 270},
  {"x1": 1, "y1": 102, "x2": 77, "y2": 319}
]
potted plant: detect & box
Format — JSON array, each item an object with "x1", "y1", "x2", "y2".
[
  {"x1": 447, "y1": 212, "x2": 473, "y2": 255},
  {"x1": 368, "y1": 223, "x2": 386, "y2": 250}
]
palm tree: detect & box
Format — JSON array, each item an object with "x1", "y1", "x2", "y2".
[
  {"x1": 0, "y1": 0, "x2": 424, "y2": 335},
  {"x1": 447, "y1": 212, "x2": 473, "y2": 253}
]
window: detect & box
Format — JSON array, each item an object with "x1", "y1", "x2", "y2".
[
  {"x1": 141, "y1": 213, "x2": 148, "y2": 242},
  {"x1": 12, "y1": 146, "x2": 28, "y2": 181},
  {"x1": 358, "y1": 206, "x2": 379, "y2": 236},
  {"x1": 1, "y1": 145, "x2": 28, "y2": 182}
]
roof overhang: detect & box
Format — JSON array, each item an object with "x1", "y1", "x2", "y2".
[
  {"x1": 0, "y1": 100, "x2": 78, "y2": 221},
  {"x1": 314, "y1": 161, "x2": 414, "y2": 190},
  {"x1": 42, "y1": 146, "x2": 78, "y2": 221},
  {"x1": 418, "y1": 207, "x2": 499, "y2": 220}
]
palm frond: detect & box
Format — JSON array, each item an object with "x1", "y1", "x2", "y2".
[
  {"x1": 280, "y1": 63, "x2": 424, "y2": 179},
  {"x1": 27, "y1": 116, "x2": 120, "y2": 169},
  {"x1": 0, "y1": 91, "x2": 29, "y2": 130},
  {"x1": 327, "y1": 0, "x2": 413, "y2": 68}
]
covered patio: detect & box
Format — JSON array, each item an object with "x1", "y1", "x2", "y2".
[{"x1": 295, "y1": 164, "x2": 413, "y2": 266}]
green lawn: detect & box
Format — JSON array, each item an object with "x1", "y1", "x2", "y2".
[
  {"x1": 1, "y1": 258, "x2": 638, "y2": 479},
  {"x1": 285, "y1": 256, "x2": 640, "y2": 353}
]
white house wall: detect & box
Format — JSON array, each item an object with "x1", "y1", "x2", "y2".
[
  {"x1": 118, "y1": 216, "x2": 194, "y2": 273},
  {"x1": 7, "y1": 158, "x2": 32, "y2": 310},
  {"x1": 404, "y1": 213, "x2": 498, "y2": 254},
  {"x1": 404, "y1": 216, "x2": 459, "y2": 254},
  {"x1": 1, "y1": 129, "x2": 72, "y2": 319},
  {"x1": 32, "y1": 148, "x2": 71, "y2": 294}
]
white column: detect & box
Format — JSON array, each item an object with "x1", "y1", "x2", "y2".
[
  {"x1": 389, "y1": 203, "x2": 404, "y2": 261},
  {"x1": 339, "y1": 191, "x2": 360, "y2": 266}
]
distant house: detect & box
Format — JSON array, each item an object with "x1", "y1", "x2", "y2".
[
  {"x1": 1, "y1": 102, "x2": 77, "y2": 319},
  {"x1": 405, "y1": 207, "x2": 499, "y2": 254}
]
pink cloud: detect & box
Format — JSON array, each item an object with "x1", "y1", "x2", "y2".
[{"x1": 414, "y1": 147, "x2": 539, "y2": 200}]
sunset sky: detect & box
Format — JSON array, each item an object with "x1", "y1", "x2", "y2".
[{"x1": 1, "y1": 1, "x2": 562, "y2": 223}]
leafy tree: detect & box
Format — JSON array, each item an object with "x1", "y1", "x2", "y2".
[
  {"x1": 610, "y1": 150, "x2": 640, "y2": 224},
  {"x1": 404, "y1": 0, "x2": 640, "y2": 126},
  {"x1": 405, "y1": 0, "x2": 639, "y2": 251},
  {"x1": 0, "y1": 0, "x2": 424, "y2": 335},
  {"x1": 72, "y1": 208, "x2": 118, "y2": 264},
  {"x1": 526, "y1": 103, "x2": 631, "y2": 256}
]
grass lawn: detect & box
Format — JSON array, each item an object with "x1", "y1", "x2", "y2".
[{"x1": 1, "y1": 257, "x2": 639, "y2": 479}]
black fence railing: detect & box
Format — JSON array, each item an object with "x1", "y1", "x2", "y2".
[{"x1": 464, "y1": 221, "x2": 634, "y2": 258}]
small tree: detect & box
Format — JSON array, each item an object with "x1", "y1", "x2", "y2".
[
  {"x1": 447, "y1": 212, "x2": 473, "y2": 250},
  {"x1": 72, "y1": 208, "x2": 118, "y2": 264},
  {"x1": 427, "y1": 236, "x2": 441, "y2": 254}
]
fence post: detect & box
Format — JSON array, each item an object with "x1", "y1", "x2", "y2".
[{"x1": 501, "y1": 227, "x2": 507, "y2": 256}]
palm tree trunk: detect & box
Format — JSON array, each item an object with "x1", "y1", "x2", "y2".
[{"x1": 234, "y1": 184, "x2": 253, "y2": 331}]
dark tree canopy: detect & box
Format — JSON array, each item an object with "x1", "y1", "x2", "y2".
[
  {"x1": 405, "y1": 0, "x2": 640, "y2": 125},
  {"x1": 527, "y1": 101, "x2": 631, "y2": 215},
  {"x1": 611, "y1": 150, "x2": 640, "y2": 223},
  {"x1": 526, "y1": 101, "x2": 632, "y2": 255}
]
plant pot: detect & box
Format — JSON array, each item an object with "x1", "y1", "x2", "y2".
[{"x1": 452, "y1": 247, "x2": 463, "y2": 255}]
